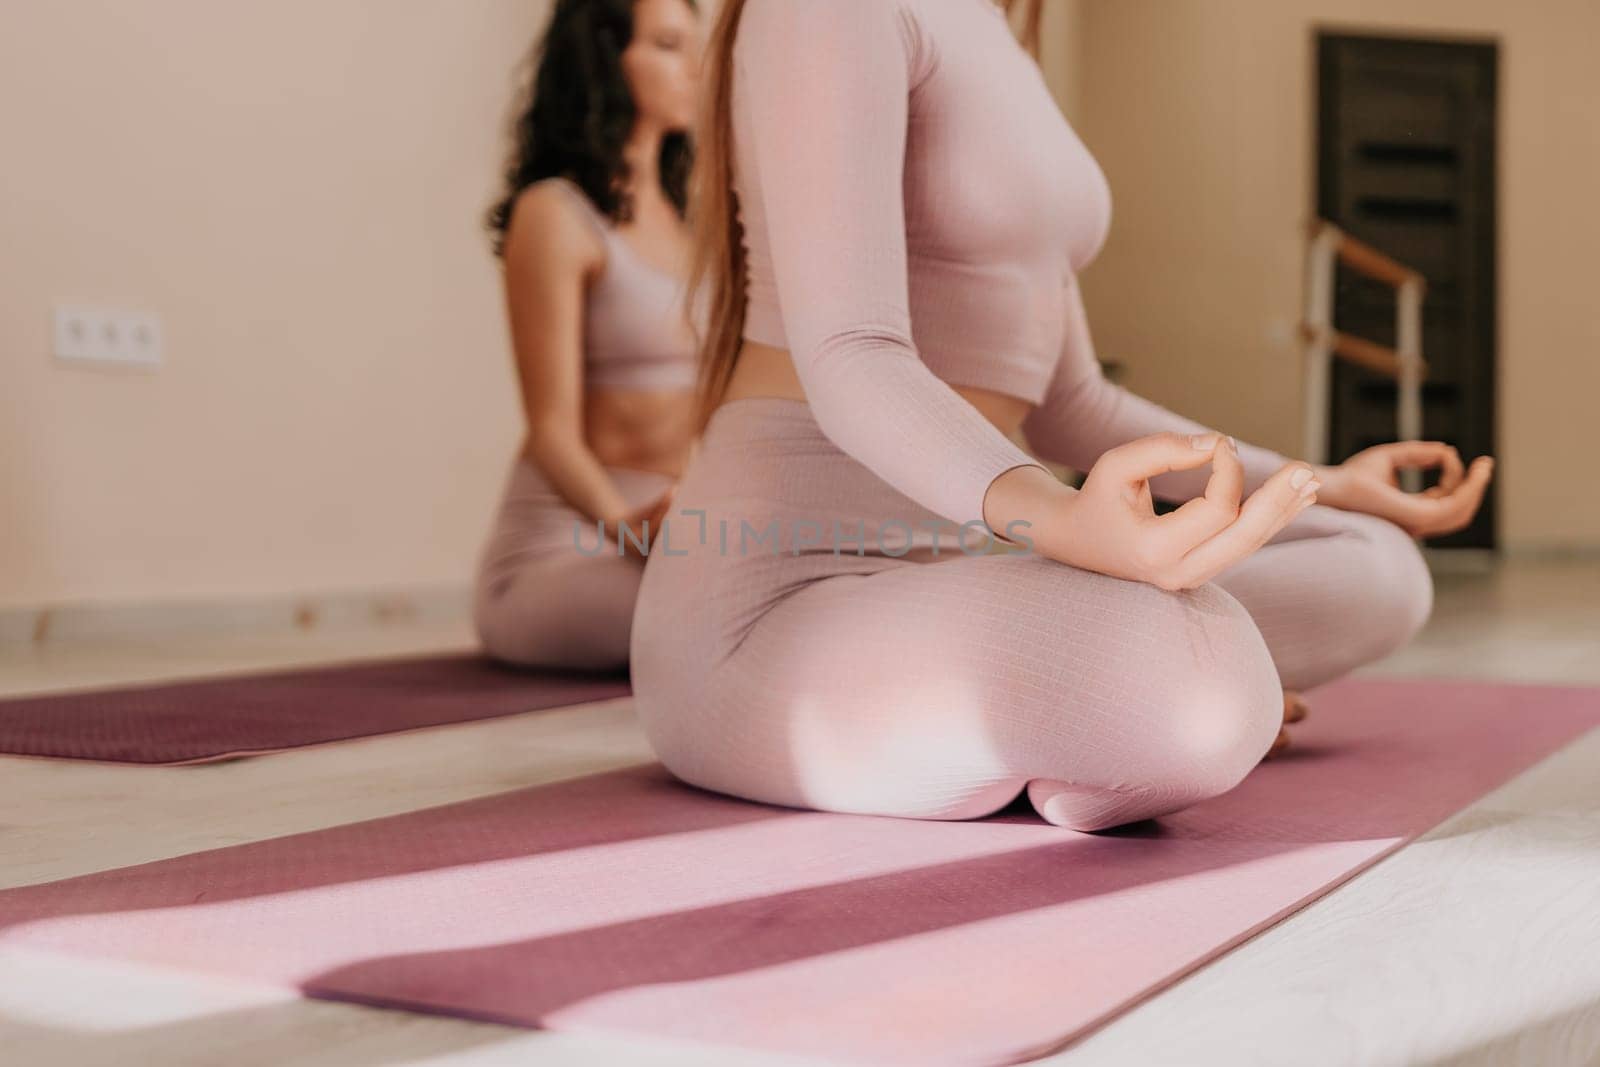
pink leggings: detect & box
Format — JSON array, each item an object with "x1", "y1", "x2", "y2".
[
  {"x1": 630, "y1": 397, "x2": 1434, "y2": 831},
  {"x1": 473, "y1": 455, "x2": 674, "y2": 671}
]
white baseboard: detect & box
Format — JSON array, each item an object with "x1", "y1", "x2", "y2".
[
  {"x1": 1419, "y1": 547, "x2": 1497, "y2": 574},
  {"x1": 3, "y1": 542, "x2": 1593, "y2": 648},
  {"x1": 0, "y1": 584, "x2": 472, "y2": 648},
  {"x1": 1498, "y1": 542, "x2": 1600, "y2": 561},
  {"x1": 1401, "y1": 544, "x2": 1600, "y2": 576}
]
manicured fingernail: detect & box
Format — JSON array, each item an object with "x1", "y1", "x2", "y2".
[
  {"x1": 1227, "y1": 435, "x2": 1237, "y2": 450},
  {"x1": 1290, "y1": 467, "x2": 1312, "y2": 489},
  {"x1": 1301, "y1": 479, "x2": 1321, "y2": 497},
  {"x1": 1190, "y1": 433, "x2": 1218, "y2": 449}
]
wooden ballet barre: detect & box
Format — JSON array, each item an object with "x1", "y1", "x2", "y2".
[
  {"x1": 1303, "y1": 219, "x2": 1428, "y2": 294},
  {"x1": 1299, "y1": 218, "x2": 1429, "y2": 490},
  {"x1": 1297, "y1": 322, "x2": 1431, "y2": 381}
]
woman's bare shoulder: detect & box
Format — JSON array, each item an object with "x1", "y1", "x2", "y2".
[{"x1": 501, "y1": 178, "x2": 607, "y2": 276}]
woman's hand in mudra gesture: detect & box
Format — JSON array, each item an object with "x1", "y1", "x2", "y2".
[
  {"x1": 1039, "y1": 431, "x2": 1320, "y2": 590},
  {"x1": 1311, "y1": 441, "x2": 1494, "y2": 539}
]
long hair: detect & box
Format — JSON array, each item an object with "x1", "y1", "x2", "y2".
[
  {"x1": 486, "y1": 0, "x2": 699, "y2": 256},
  {"x1": 684, "y1": 0, "x2": 1043, "y2": 435}
]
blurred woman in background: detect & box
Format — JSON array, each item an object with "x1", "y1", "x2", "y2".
[{"x1": 474, "y1": 0, "x2": 707, "y2": 671}]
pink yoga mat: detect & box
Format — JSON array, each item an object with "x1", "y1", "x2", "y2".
[
  {"x1": 0, "y1": 653, "x2": 630, "y2": 764},
  {"x1": 1, "y1": 676, "x2": 1595, "y2": 1065}
]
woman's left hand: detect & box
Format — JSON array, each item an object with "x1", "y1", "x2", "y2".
[
  {"x1": 617, "y1": 484, "x2": 679, "y2": 563},
  {"x1": 1310, "y1": 441, "x2": 1495, "y2": 538}
]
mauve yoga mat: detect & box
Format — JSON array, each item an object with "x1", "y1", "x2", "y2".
[
  {"x1": 1, "y1": 676, "x2": 1595, "y2": 1066},
  {"x1": 0, "y1": 653, "x2": 630, "y2": 764}
]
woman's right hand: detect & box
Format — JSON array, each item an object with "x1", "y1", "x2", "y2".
[
  {"x1": 1041, "y1": 432, "x2": 1321, "y2": 590},
  {"x1": 614, "y1": 484, "x2": 679, "y2": 564}
]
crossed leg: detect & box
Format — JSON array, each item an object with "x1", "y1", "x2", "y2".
[
  {"x1": 475, "y1": 552, "x2": 649, "y2": 671},
  {"x1": 1207, "y1": 503, "x2": 1434, "y2": 693},
  {"x1": 638, "y1": 503, "x2": 1432, "y2": 831},
  {"x1": 472, "y1": 457, "x2": 673, "y2": 672}
]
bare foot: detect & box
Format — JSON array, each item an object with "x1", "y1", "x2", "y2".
[
  {"x1": 1262, "y1": 690, "x2": 1309, "y2": 760},
  {"x1": 1284, "y1": 689, "x2": 1310, "y2": 724}
]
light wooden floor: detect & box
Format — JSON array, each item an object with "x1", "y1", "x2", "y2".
[{"x1": 2, "y1": 557, "x2": 1598, "y2": 1067}]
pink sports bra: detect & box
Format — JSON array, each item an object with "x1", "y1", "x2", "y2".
[{"x1": 549, "y1": 176, "x2": 705, "y2": 391}]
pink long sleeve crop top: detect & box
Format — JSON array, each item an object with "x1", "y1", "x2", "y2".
[{"x1": 730, "y1": 0, "x2": 1293, "y2": 529}]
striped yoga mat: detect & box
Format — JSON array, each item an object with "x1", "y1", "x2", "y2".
[
  {"x1": 0, "y1": 652, "x2": 631, "y2": 764},
  {"x1": 1, "y1": 675, "x2": 1594, "y2": 1064}
]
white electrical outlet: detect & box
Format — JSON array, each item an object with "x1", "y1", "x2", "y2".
[{"x1": 53, "y1": 306, "x2": 163, "y2": 368}]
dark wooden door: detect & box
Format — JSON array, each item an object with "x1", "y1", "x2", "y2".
[{"x1": 1316, "y1": 31, "x2": 1498, "y2": 549}]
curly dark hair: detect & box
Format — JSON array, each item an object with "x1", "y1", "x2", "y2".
[{"x1": 486, "y1": 0, "x2": 698, "y2": 257}]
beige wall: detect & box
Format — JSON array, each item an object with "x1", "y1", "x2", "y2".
[
  {"x1": 1035, "y1": 0, "x2": 1088, "y2": 123},
  {"x1": 1056, "y1": 0, "x2": 1599, "y2": 551},
  {"x1": 3, "y1": 0, "x2": 1592, "y2": 616},
  {"x1": 0, "y1": 1, "x2": 545, "y2": 610}
]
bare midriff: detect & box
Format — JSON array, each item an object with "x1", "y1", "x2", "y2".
[
  {"x1": 582, "y1": 386, "x2": 699, "y2": 478},
  {"x1": 579, "y1": 341, "x2": 1032, "y2": 489},
  {"x1": 720, "y1": 339, "x2": 1032, "y2": 441}
]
